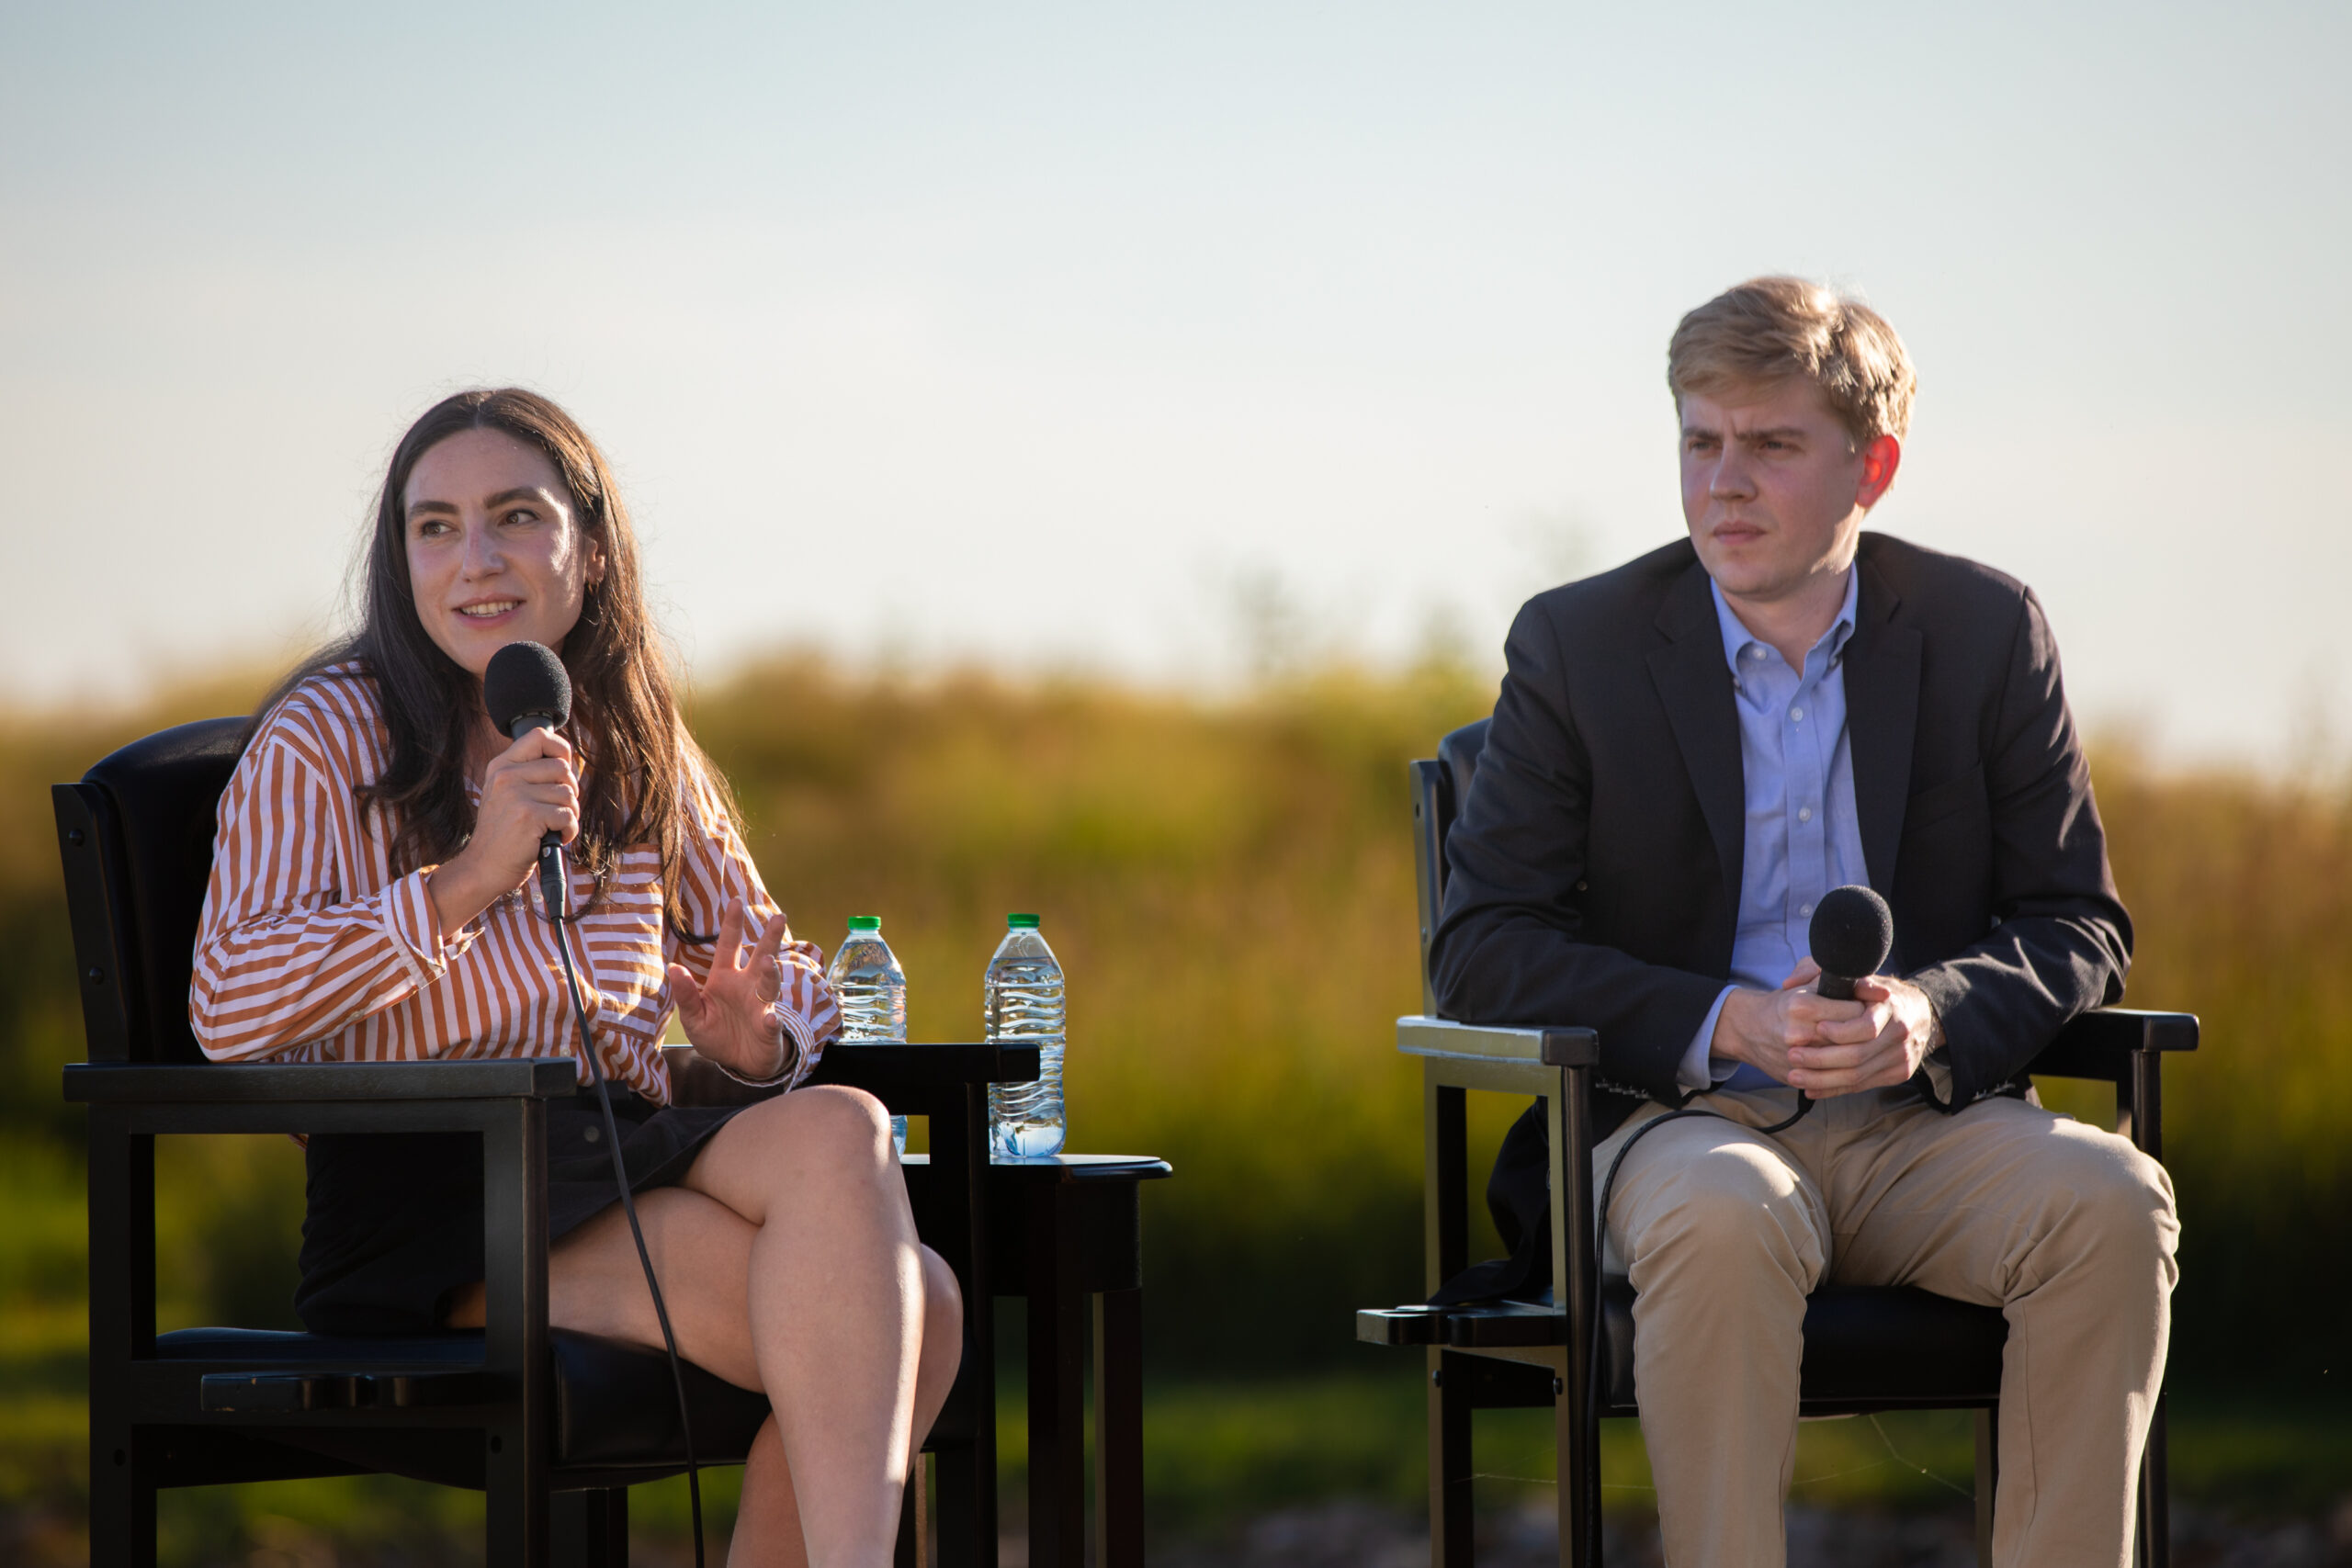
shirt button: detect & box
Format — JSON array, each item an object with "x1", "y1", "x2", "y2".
[
  {"x1": 1798, "y1": 806, "x2": 1814, "y2": 822},
  {"x1": 1801, "y1": 902, "x2": 1815, "y2": 917},
  {"x1": 1747, "y1": 647, "x2": 1766, "y2": 660},
  {"x1": 1789, "y1": 705, "x2": 1804, "y2": 721}
]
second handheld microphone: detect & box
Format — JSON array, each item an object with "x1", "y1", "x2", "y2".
[{"x1": 1808, "y1": 884, "x2": 1894, "y2": 1000}]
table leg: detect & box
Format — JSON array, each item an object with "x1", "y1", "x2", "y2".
[
  {"x1": 1026, "y1": 1183, "x2": 1087, "y2": 1568},
  {"x1": 896, "y1": 1453, "x2": 929, "y2": 1568},
  {"x1": 933, "y1": 1086, "x2": 998, "y2": 1568},
  {"x1": 1092, "y1": 1287, "x2": 1145, "y2": 1568}
]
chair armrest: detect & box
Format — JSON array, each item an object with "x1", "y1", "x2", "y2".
[
  {"x1": 1396, "y1": 1015, "x2": 1600, "y2": 1068},
  {"x1": 2023, "y1": 1008, "x2": 2199, "y2": 1083},
  {"x1": 63, "y1": 1058, "x2": 579, "y2": 1104}
]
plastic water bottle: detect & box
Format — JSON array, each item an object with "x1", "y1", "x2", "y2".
[
  {"x1": 827, "y1": 916, "x2": 908, "y2": 1156},
  {"x1": 985, "y1": 914, "x2": 1066, "y2": 1159}
]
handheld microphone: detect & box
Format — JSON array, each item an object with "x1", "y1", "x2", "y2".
[
  {"x1": 1809, "y1": 885, "x2": 1894, "y2": 1001},
  {"x1": 482, "y1": 641, "x2": 573, "y2": 919}
]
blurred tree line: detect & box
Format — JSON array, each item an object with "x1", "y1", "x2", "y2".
[{"x1": 0, "y1": 656, "x2": 2346, "y2": 1388}]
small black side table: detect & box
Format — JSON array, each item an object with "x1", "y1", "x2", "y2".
[
  {"x1": 988, "y1": 1156, "x2": 1172, "y2": 1568},
  {"x1": 901, "y1": 1152, "x2": 1171, "y2": 1568}
]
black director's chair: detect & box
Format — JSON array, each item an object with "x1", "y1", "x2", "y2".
[
  {"x1": 58, "y1": 716, "x2": 1036, "y2": 1567},
  {"x1": 1355, "y1": 718, "x2": 2197, "y2": 1568}
]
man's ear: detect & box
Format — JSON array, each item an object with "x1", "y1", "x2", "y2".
[{"x1": 1856, "y1": 434, "x2": 1902, "y2": 509}]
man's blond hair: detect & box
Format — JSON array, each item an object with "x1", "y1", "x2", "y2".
[{"x1": 1667, "y1": 276, "x2": 1917, "y2": 446}]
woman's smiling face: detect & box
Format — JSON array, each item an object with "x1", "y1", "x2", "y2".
[{"x1": 401, "y1": 427, "x2": 605, "y2": 678}]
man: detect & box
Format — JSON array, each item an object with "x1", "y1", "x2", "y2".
[{"x1": 1430, "y1": 277, "x2": 2178, "y2": 1567}]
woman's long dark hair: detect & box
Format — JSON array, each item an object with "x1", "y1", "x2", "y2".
[{"x1": 254, "y1": 388, "x2": 721, "y2": 927}]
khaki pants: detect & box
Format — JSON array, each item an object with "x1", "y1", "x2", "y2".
[{"x1": 1596, "y1": 1083, "x2": 2178, "y2": 1568}]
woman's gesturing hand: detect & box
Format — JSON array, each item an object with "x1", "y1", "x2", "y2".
[
  {"x1": 425, "y1": 727, "x2": 580, "y2": 938},
  {"x1": 668, "y1": 897, "x2": 796, "y2": 1082}
]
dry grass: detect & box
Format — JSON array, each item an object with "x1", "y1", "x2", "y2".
[{"x1": 0, "y1": 658, "x2": 2344, "y2": 1382}]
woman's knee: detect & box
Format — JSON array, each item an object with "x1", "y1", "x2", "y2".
[
  {"x1": 702, "y1": 1085, "x2": 899, "y2": 1218},
  {"x1": 774, "y1": 1084, "x2": 898, "y2": 1168}
]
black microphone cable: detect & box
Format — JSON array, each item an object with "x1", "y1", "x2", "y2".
[
  {"x1": 539, "y1": 842, "x2": 707, "y2": 1568},
  {"x1": 1570, "y1": 887, "x2": 1891, "y2": 1553},
  {"x1": 1576, "y1": 1089, "x2": 1812, "y2": 1561}
]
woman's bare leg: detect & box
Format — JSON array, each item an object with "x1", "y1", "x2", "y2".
[
  {"x1": 716, "y1": 1247, "x2": 961, "y2": 1568},
  {"x1": 729, "y1": 1247, "x2": 959, "y2": 1568},
  {"x1": 441, "y1": 1087, "x2": 961, "y2": 1568},
  {"x1": 680, "y1": 1086, "x2": 951, "y2": 1568},
  {"x1": 731, "y1": 1418, "x2": 806, "y2": 1567}
]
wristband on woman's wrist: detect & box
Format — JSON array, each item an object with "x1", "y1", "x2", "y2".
[{"x1": 715, "y1": 1006, "x2": 803, "y2": 1089}]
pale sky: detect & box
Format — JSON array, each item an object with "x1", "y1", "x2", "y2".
[{"x1": 3, "y1": 1, "x2": 2344, "y2": 764}]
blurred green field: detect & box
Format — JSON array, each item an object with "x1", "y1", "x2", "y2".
[{"x1": 2, "y1": 655, "x2": 2348, "y2": 1560}]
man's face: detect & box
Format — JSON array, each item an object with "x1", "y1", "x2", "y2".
[{"x1": 1679, "y1": 379, "x2": 1896, "y2": 608}]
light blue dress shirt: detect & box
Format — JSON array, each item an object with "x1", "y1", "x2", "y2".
[{"x1": 1678, "y1": 568, "x2": 1871, "y2": 1092}]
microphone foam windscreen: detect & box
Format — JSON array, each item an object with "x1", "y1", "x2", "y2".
[
  {"x1": 482, "y1": 641, "x2": 571, "y2": 736},
  {"x1": 1808, "y1": 885, "x2": 1893, "y2": 978}
]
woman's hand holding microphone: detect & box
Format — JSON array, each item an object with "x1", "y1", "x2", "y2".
[{"x1": 424, "y1": 728, "x2": 581, "y2": 939}]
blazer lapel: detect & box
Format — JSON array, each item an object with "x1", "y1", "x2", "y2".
[
  {"x1": 1846, "y1": 551, "x2": 1922, "y2": 896},
  {"x1": 1645, "y1": 560, "x2": 1745, "y2": 906}
]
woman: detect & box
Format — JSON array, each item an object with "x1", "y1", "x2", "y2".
[{"x1": 190, "y1": 388, "x2": 957, "y2": 1568}]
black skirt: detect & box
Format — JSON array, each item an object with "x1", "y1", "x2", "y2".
[{"x1": 294, "y1": 1087, "x2": 744, "y2": 1336}]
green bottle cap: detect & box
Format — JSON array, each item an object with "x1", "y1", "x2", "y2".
[
  {"x1": 1006, "y1": 913, "x2": 1040, "y2": 929},
  {"x1": 846, "y1": 915, "x2": 881, "y2": 931}
]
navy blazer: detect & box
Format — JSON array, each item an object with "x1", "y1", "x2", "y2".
[{"x1": 1431, "y1": 531, "x2": 2132, "y2": 1134}]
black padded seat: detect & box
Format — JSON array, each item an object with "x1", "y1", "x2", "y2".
[
  {"x1": 1597, "y1": 1277, "x2": 2009, "y2": 1416},
  {"x1": 548, "y1": 1331, "x2": 768, "y2": 1472},
  {"x1": 157, "y1": 1327, "x2": 774, "y2": 1482}
]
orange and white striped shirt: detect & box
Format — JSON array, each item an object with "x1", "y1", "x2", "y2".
[{"x1": 190, "y1": 665, "x2": 839, "y2": 1101}]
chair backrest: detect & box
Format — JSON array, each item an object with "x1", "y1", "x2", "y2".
[
  {"x1": 1409, "y1": 716, "x2": 1489, "y2": 1014},
  {"x1": 53, "y1": 716, "x2": 248, "y2": 1064}
]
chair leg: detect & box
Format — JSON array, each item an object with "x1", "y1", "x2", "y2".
[
  {"x1": 2137, "y1": 1395, "x2": 2170, "y2": 1568},
  {"x1": 1430, "y1": 1351, "x2": 1474, "y2": 1567},
  {"x1": 1555, "y1": 1369, "x2": 1594, "y2": 1568},
  {"x1": 485, "y1": 1429, "x2": 551, "y2": 1567},
  {"x1": 1973, "y1": 1405, "x2": 1997, "y2": 1568},
  {"x1": 481, "y1": 1100, "x2": 551, "y2": 1567},
  {"x1": 86, "y1": 1429, "x2": 156, "y2": 1568},
  {"x1": 896, "y1": 1455, "x2": 928, "y2": 1568},
  {"x1": 87, "y1": 1120, "x2": 157, "y2": 1568},
  {"x1": 551, "y1": 1487, "x2": 628, "y2": 1568},
  {"x1": 933, "y1": 1423, "x2": 992, "y2": 1568}
]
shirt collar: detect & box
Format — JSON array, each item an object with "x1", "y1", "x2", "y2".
[{"x1": 1711, "y1": 565, "x2": 1859, "y2": 678}]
